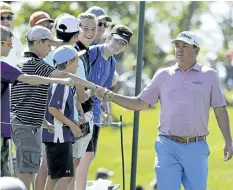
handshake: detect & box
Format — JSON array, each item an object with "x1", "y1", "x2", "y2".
[{"x1": 91, "y1": 85, "x2": 115, "y2": 101}]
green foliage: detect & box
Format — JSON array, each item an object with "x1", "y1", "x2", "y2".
[{"x1": 14, "y1": 1, "x2": 232, "y2": 77}]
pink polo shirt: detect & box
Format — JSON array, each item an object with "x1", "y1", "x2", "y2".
[{"x1": 138, "y1": 63, "x2": 226, "y2": 137}]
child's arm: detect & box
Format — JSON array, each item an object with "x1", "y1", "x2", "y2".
[
  {"x1": 76, "y1": 102, "x2": 86, "y2": 123},
  {"x1": 48, "y1": 107, "x2": 82, "y2": 138},
  {"x1": 17, "y1": 74, "x2": 74, "y2": 87},
  {"x1": 75, "y1": 85, "x2": 85, "y2": 103}
]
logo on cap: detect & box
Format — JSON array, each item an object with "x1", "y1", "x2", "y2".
[
  {"x1": 179, "y1": 32, "x2": 192, "y2": 40},
  {"x1": 122, "y1": 32, "x2": 129, "y2": 37}
]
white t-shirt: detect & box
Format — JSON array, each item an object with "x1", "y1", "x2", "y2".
[{"x1": 1, "y1": 36, "x2": 24, "y2": 68}]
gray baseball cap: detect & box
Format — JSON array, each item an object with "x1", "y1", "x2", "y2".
[{"x1": 25, "y1": 25, "x2": 62, "y2": 44}]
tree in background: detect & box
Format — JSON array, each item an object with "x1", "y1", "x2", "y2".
[{"x1": 13, "y1": 1, "x2": 233, "y2": 77}]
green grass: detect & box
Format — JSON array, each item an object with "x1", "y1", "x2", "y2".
[{"x1": 88, "y1": 104, "x2": 233, "y2": 190}]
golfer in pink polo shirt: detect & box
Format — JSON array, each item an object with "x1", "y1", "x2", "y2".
[{"x1": 96, "y1": 31, "x2": 233, "y2": 190}]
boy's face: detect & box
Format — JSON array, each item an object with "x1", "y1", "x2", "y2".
[
  {"x1": 0, "y1": 13, "x2": 13, "y2": 28},
  {"x1": 1, "y1": 36, "x2": 13, "y2": 57},
  {"x1": 107, "y1": 36, "x2": 127, "y2": 55},
  {"x1": 78, "y1": 18, "x2": 97, "y2": 47},
  {"x1": 35, "y1": 39, "x2": 52, "y2": 58},
  {"x1": 67, "y1": 57, "x2": 79, "y2": 74}
]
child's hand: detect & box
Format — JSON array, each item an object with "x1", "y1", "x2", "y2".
[{"x1": 70, "y1": 124, "x2": 83, "y2": 138}]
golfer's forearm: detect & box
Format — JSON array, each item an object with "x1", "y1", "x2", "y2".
[
  {"x1": 214, "y1": 107, "x2": 232, "y2": 144},
  {"x1": 111, "y1": 93, "x2": 148, "y2": 111}
]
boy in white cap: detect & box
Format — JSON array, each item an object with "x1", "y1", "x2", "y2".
[{"x1": 43, "y1": 45, "x2": 85, "y2": 190}]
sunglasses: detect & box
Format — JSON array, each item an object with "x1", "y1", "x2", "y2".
[
  {"x1": 46, "y1": 22, "x2": 54, "y2": 31},
  {"x1": 1, "y1": 15, "x2": 13, "y2": 21},
  {"x1": 0, "y1": 40, "x2": 13, "y2": 47},
  {"x1": 98, "y1": 22, "x2": 108, "y2": 28}
]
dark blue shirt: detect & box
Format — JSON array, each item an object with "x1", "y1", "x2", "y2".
[
  {"x1": 43, "y1": 84, "x2": 75, "y2": 143},
  {"x1": 89, "y1": 45, "x2": 116, "y2": 125}
]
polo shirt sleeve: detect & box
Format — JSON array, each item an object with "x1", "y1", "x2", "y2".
[
  {"x1": 1, "y1": 61, "x2": 22, "y2": 84},
  {"x1": 35, "y1": 60, "x2": 56, "y2": 77},
  {"x1": 210, "y1": 70, "x2": 226, "y2": 107},
  {"x1": 104, "y1": 58, "x2": 116, "y2": 88},
  {"x1": 137, "y1": 70, "x2": 162, "y2": 106},
  {"x1": 49, "y1": 84, "x2": 67, "y2": 109}
]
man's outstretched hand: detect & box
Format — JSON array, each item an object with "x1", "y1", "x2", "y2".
[{"x1": 91, "y1": 86, "x2": 114, "y2": 101}]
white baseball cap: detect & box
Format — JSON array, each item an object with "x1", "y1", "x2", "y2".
[
  {"x1": 53, "y1": 45, "x2": 86, "y2": 65},
  {"x1": 55, "y1": 13, "x2": 81, "y2": 33},
  {"x1": 25, "y1": 25, "x2": 62, "y2": 44},
  {"x1": 171, "y1": 31, "x2": 200, "y2": 47}
]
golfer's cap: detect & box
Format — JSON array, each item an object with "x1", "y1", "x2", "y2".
[
  {"x1": 0, "y1": 2, "x2": 14, "y2": 15},
  {"x1": 96, "y1": 168, "x2": 114, "y2": 179},
  {"x1": 171, "y1": 31, "x2": 200, "y2": 47},
  {"x1": 29, "y1": 11, "x2": 54, "y2": 27},
  {"x1": 111, "y1": 24, "x2": 133, "y2": 44},
  {"x1": 25, "y1": 25, "x2": 62, "y2": 45},
  {"x1": 55, "y1": 13, "x2": 81, "y2": 33},
  {"x1": 86, "y1": 6, "x2": 112, "y2": 22},
  {"x1": 53, "y1": 45, "x2": 86, "y2": 65}
]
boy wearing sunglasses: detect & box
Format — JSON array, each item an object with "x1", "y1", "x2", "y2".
[
  {"x1": 0, "y1": 2, "x2": 24, "y2": 68},
  {"x1": 86, "y1": 6, "x2": 112, "y2": 44}
]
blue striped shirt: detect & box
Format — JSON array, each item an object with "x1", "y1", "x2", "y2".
[{"x1": 43, "y1": 84, "x2": 75, "y2": 143}]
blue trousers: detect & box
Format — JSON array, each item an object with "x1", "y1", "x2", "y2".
[{"x1": 155, "y1": 135, "x2": 210, "y2": 190}]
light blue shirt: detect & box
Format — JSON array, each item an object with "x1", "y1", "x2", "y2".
[{"x1": 73, "y1": 59, "x2": 86, "y2": 121}]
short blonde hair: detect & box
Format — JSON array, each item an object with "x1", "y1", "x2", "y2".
[
  {"x1": 78, "y1": 12, "x2": 97, "y2": 22},
  {"x1": 0, "y1": 25, "x2": 13, "y2": 41}
]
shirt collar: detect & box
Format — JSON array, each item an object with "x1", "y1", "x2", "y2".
[
  {"x1": 24, "y1": 52, "x2": 39, "y2": 58},
  {"x1": 76, "y1": 41, "x2": 89, "y2": 51},
  {"x1": 173, "y1": 62, "x2": 201, "y2": 72}
]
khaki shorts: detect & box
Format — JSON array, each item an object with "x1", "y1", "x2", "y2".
[
  {"x1": 11, "y1": 118, "x2": 42, "y2": 173},
  {"x1": 73, "y1": 112, "x2": 93, "y2": 158}
]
